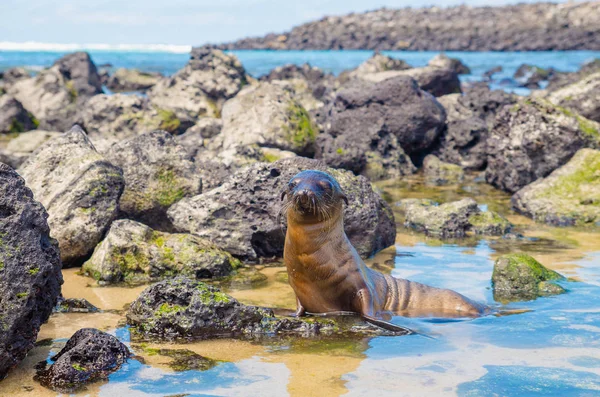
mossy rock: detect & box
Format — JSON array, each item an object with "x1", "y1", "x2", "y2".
[
  {"x1": 512, "y1": 148, "x2": 600, "y2": 226},
  {"x1": 468, "y1": 211, "x2": 512, "y2": 236},
  {"x1": 423, "y1": 155, "x2": 465, "y2": 185},
  {"x1": 82, "y1": 219, "x2": 237, "y2": 285},
  {"x1": 137, "y1": 346, "x2": 219, "y2": 372},
  {"x1": 127, "y1": 277, "x2": 410, "y2": 341},
  {"x1": 492, "y1": 253, "x2": 566, "y2": 303}
]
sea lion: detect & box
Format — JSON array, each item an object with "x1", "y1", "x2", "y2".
[{"x1": 282, "y1": 170, "x2": 487, "y2": 327}]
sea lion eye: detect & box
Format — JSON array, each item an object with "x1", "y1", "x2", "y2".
[{"x1": 318, "y1": 180, "x2": 332, "y2": 190}]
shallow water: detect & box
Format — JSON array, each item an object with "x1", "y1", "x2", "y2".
[{"x1": 1, "y1": 175, "x2": 600, "y2": 396}]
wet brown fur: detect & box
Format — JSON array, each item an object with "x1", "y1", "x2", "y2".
[{"x1": 282, "y1": 170, "x2": 486, "y2": 321}]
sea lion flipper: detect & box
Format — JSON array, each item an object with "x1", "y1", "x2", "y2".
[
  {"x1": 293, "y1": 297, "x2": 306, "y2": 317},
  {"x1": 362, "y1": 314, "x2": 413, "y2": 335}
]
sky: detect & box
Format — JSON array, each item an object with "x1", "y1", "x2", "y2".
[{"x1": 1, "y1": 0, "x2": 564, "y2": 46}]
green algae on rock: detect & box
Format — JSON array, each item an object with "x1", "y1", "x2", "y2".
[
  {"x1": 492, "y1": 253, "x2": 566, "y2": 303},
  {"x1": 398, "y1": 198, "x2": 513, "y2": 238},
  {"x1": 136, "y1": 347, "x2": 220, "y2": 372},
  {"x1": 511, "y1": 148, "x2": 600, "y2": 226},
  {"x1": 82, "y1": 219, "x2": 237, "y2": 285},
  {"x1": 468, "y1": 211, "x2": 512, "y2": 236},
  {"x1": 105, "y1": 130, "x2": 201, "y2": 230},
  {"x1": 486, "y1": 97, "x2": 600, "y2": 193},
  {"x1": 423, "y1": 154, "x2": 465, "y2": 185},
  {"x1": 17, "y1": 125, "x2": 125, "y2": 266},
  {"x1": 127, "y1": 277, "x2": 408, "y2": 341}
]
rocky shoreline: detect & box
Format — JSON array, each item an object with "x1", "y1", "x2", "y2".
[
  {"x1": 206, "y1": 2, "x2": 600, "y2": 51},
  {"x1": 0, "y1": 46, "x2": 598, "y2": 388}
]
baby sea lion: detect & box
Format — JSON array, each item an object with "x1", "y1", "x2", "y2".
[{"x1": 282, "y1": 170, "x2": 487, "y2": 329}]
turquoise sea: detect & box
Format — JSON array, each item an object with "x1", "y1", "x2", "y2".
[{"x1": 2, "y1": 49, "x2": 600, "y2": 94}]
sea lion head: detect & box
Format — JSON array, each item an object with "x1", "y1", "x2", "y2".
[{"x1": 281, "y1": 170, "x2": 348, "y2": 222}]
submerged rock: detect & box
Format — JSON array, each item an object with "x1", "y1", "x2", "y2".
[
  {"x1": 316, "y1": 76, "x2": 443, "y2": 179},
  {"x1": 127, "y1": 277, "x2": 408, "y2": 340},
  {"x1": 0, "y1": 163, "x2": 63, "y2": 380},
  {"x1": 511, "y1": 149, "x2": 600, "y2": 226},
  {"x1": 486, "y1": 98, "x2": 600, "y2": 193},
  {"x1": 546, "y1": 71, "x2": 600, "y2": 123},
  {"x1": 212, "y1": 82, "x2": 317, "y2": 163},
  {"x1": 148, "y1": 48, "x2": 248, "y2": 121},
  {"x1": 422, "y1": 154, "x2": 464, "y2": 185},
  {"x1": 18, "y1": 126, "x2": 125, "y2": 265},
  {"x1": 8, "y1": 52, "x2": 101, "y2": 130},
  {"x1": 168, "y1": 157, "x2": 396, "y2": 261},
  {"x1": 428, "y1": 53, "x2": 471, "y2": 75},
  {"x1": 35, "y1": 328, "x2": 131, "y2": 392},
  {"x1": 492, "y1": 253, "x2": 566, "y2": 303},
  {"x1": 137, "y1": 347, "x2": 218, "y2": 372},
  {"x1": 400, "y1": 198, "x2": 480, "y2": 238},
  {"x1": 82, "y1": 219, "x2": 237, "y2": 284},
  {"x1": 105, "y1": 130, "x2": 201, "y2": 230},
  {"x1": 513, "y1": 64, "x2": 554, "y2": 88},
  {"x1": 78, "y1": 94, "x2": 189, "y2": 143},
  {"x1": 0, "y1": 95, "x2": 37, "y2": 134},
  {"x1": 54, "y1": 298, "x2": 99, "y2": 313},
  {"x1": 106, "y1": 68, "x2": 162, "y2": 92}
]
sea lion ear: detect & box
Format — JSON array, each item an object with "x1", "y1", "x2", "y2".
[{"x1": 281, "y1": 190, "x2": 287, "y2": 201}]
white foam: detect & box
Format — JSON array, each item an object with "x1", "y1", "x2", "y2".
[{"x1": 0, "y1": 41, "x2": 191, "y2": 53}]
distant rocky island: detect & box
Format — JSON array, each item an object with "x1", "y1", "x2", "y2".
[{"x1": 207, "y1": 2, "x2": 600, "y2": 51}]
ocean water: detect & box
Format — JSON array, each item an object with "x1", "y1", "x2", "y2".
[{"x1": 1, "y1": 48, "x2": 600, "y2": 94}]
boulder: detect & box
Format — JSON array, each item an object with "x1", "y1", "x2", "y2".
[
  {"x1": 486, "y1": 98, "x2": 600, "y2": 193},
  {"x1": 341, "y1": 53, "x2": 411, "y2": 82},
  {"x1": 428, "y1": 53, "x2": 471, "y2": 75},
  {"x1": 105, "y1": 130, "x2": 201, "y2": 230},
  {"x1": 106, "y1": 68, "x2": 162, "y2": 92},
  {"x1": 399, "y1": 198, "x2": 480, "y2": 238},
  {"x1": 260, "y1": 63, "x2": 336, "y2": 103},
  {"x1": 316, "y1": 76, "x2": 444, "y2": 178},
  {"x1": 435, "y1": 86, "x2": 517, "y2": 170},
  {"x1": 0, "y1": 163, "x2": 63, "y2": 380},
  {"x1": 0, "y1": 150, "x2": 21, "y2": 169},
  {"x1": 35, "y1": 328, "x2": 130, "y2": 392},
  {"x1": 127, "y1": 277, "x2": 407, "y2": 340},
  {"x1": 547, "y1": 58, "x2": 600, "y2": 91},
  {"x1": 53, "y1": 52, "x2": 103, "y2": 97},
  {"x1": 0, "y1": 95, "x2": 37, "y2": 134},
  {"x1": 148, "y1": 48, "x2": 248, "y2": 121},
  {"x1": 78, "y1": 94, "x2": 189, "y2": 144},
  {"x1": 212, "y1": 82, "x2": 317, "y2": 163},
  {"x1": 511, "y1": 149, "x2": 600, "y2": 226},
  {"x1": 468, "y1": 211, "x2": 512, "y2": 236},
  {"x1": 18, "y1": 126, "x2": 125, "y2": 265},
  {"x1": 546, "y1": 72, "x2": 600, "y2": 123},
  {"x1": 483, "y1": 66, "x2": 503, "y2": 81},
  {"x1": 175, "y1": 118, "x2": 223, "y2": 160},
  {"x1": 360, "y1": 65, "x2": 461, "y2": 97},
  {"x1": 492, "y1": 254, "x2": 566, "y2": 303},
  {"x1": 513, "y1": 64, "x2": 554, "y2": 88},
  {"x1": 168, "y1": 157, "x2": 396, "y2": 261},
  {"x1": 422, "y1": 154, "x2": 464, "y2": 185},
  {"x1": 54, "y1": 297, "x2": 99, "y2": 313},
  {"x1": 8, "y1": 52, "x2": 101, "y2": 130},
  {"x1": 0, "y1": 67, "x2": 29, "y2": 88},
  {"x1": 82, "y1": 219, "x2": 237, "y2": 284},
  {"x1": 3, "y1": 130, "x2": 60, "y2": 166}
]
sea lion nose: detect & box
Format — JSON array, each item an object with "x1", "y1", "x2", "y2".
[{"x1": 297, "y1": 189, "x2": 313, "y2": 205}]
